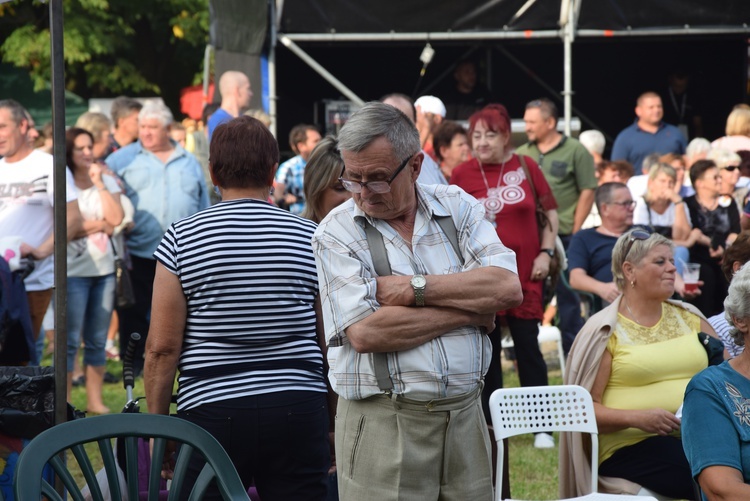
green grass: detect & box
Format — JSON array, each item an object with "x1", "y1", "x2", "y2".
[{"x1": 53, "y1": 349, "x2": 564, "y2": 498}]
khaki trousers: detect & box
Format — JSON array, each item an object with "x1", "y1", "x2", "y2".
[{"x1": 336, "y1": 385, "x2": 493, "y2": 501}]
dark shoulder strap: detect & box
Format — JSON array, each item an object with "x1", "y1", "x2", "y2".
[
  {"x1": 434, "y1": 215, "x2": 464, "y2": 266},
  {"x1": 517, "y1": 154, "x2": 540, "y2": 205},
  {"x1": 363, "y1": 220, "x2": 391, "y2": 277}
]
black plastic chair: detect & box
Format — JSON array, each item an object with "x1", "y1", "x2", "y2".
[{"x1": 14, "y1": 413, "x2": 250, "y2": 501}]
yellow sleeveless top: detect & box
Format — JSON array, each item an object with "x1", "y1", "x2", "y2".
[{"x1": 599, "y1": 302, "x2": 706, "y2": 463}]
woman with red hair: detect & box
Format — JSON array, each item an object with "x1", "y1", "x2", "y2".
[{"x1": 451, "y1": 104, "x2": 559, "y2": 448}]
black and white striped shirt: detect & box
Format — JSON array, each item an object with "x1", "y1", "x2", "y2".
[{"x1": 154, "y1": 199, "x2": 326, "y2": 410}]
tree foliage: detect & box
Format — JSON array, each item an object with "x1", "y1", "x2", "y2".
[{"x1": 0, "y1": 0, "x2": 209, "y2": 109}]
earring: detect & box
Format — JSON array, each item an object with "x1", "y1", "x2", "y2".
[{"x1": 630, "y1": 280, "x2": 635, "y2": 288}]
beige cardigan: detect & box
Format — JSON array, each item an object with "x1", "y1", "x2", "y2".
[{"x1": 558, "y1": 296, "x2": 707, "y2": 498}]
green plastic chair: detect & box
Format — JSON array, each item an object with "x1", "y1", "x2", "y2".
[{"x1": 13, "y1": 413, "x2": 250, "y2": 501}]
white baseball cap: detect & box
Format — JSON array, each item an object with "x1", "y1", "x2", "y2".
[{"x1": 415, "y1": 96, "x2": 446, "y2": 118}]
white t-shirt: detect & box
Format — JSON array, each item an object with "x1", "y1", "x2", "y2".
[
  {"x1": 67, "y1": 175, "x2": 121, "y2": 277},
  {"x1": 633, "y1": 196, "x2": 692, "y2": 228},
  {"x1": 0, "y1": 150, "x2": 78, "y2": 291}
]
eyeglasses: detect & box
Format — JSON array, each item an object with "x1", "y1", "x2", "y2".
[
  {"x1": 339, "y1": 155, "x2": 413, "y2": 194},
  {"x1": 623, "y1": 230, "x2": 651, "y2": 261},
  {"x1": 609, "y1": 200, "x2": 637, "y2": 209}
]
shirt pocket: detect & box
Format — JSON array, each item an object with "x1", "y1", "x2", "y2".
[{"x1": 550, "y1": 160, "x2": 569, "y2": 179}]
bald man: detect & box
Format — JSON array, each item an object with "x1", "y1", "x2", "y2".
[
  {"x1": 207, "y1": 71, "x2": 253, "y2": 141},
  {"x1": 381, "y1": 93, "x2": 447, "y2": 186}
]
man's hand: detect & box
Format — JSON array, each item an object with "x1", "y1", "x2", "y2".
[
  {"x1": 597, "y1": 282, "x2": 620, "y2": 303},
  {"x1": 376, "y1": 276, "x2": 409, "y2": 306},
  {"x1": 472, "y1": 312, "x2": 496, "y2": 333}
]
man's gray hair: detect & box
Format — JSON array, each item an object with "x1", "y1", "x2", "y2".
[
  {"x1": 138, "y1": 100, "x2": 173, "y2": 127},
  {"x1": 0, "y1": 99, "x2": 29, "y2": 126},
  {"x1": 110, "y1": 96, "x2": 143, "y2": 126},
  {"x1": 724, "y1": 261, "x2": 750, "y2": 347},
  {"x1": 579, "y1": 130, "x2": 605, "y2": 155},
  {"x1": 685, "y1": 137, "x2": 711, "y2": 159},
  {"x1": 595, "y1": 181, "x2": 627, "y2": 213},
  {"x1": 337, "y1": 102, "x2": 420, "y2": 160}
]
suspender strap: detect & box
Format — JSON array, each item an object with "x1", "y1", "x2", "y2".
[{"x1": 362, "y1": 215, "x2": 462, "y2": 392}]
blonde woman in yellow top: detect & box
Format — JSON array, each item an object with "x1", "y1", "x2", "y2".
[{"x1": 560, "y1": 230, "x2": 721, "y2": 499}]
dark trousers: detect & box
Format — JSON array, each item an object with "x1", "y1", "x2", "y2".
[
  {"x1": 117, "y1": 255, "x2": 156, "y2": 376},
  {"x1": 599, "y1": 436, "x2": 696, "y2": 500},
  {"x1": 177, "y1": 391, "x2": 330, "y2": 501},
  {"x1": 508, "y1": 317, "x2": 549, "y2": 388},
  {"x1": 556, "y1": 234, "x2": 584, "y2": 354}
]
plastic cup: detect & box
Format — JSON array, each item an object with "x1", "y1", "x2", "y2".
[{"x1": 683, "y1": 263, "x2": 700, "y2": 293}]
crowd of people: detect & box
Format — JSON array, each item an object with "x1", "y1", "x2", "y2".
[{"x1": 2, "y1": 61, "x2": 750, "y2": 500}]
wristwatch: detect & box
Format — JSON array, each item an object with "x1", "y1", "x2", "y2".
[
  {"x1": 540, "y1": 248, "x2": 555, "y2": 258},
  {"x1": 410, "y1": 274, "x2": 427, "y2": 307}
]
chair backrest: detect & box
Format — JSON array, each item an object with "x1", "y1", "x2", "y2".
[
  {"x1": 489, "y1": 385, "x2": 599, "y2": 499},
  {"x1": 14, "y1": 413, "x2": 250, "y2": 501}
]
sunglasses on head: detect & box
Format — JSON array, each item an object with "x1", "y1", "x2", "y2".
[
  {"x1": 623, "y1": 230, "x2": 651, "y2": 261},
  {"x1": 723, "y1": 165, "x2": 739, "y2": 172}
]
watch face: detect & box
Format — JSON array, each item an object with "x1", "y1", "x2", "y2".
[{"x1": 412, "y1": 275, "x2": 427, "y2": 288}]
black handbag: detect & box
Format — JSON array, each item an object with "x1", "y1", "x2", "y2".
[
  {"x1": 110, "y1": 240, "x2": 135, "y2": 309},
  {"x1": 698, "y1": 331, "x2": 724, "y2": 366}
]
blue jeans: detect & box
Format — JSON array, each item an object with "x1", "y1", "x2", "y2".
[{"x1": 66, "y1": 274, "x2": 115, "y2": 369}]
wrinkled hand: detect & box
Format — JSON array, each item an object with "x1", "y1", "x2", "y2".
[
  {"x1": 19, "y1": 242, "x2": 34, "y2": 258},
  {"x1": 709, "y1": 245, "x2": 724, "y2": 259},
  {"x1": 375, "y1": 276, "x2": 410, "y2": 306},
  {"x1": 674, "y1": 273, "x2": 703, "y2": 300},
  {"x1": 637, "y1": 408, "x2": 681, "y2": 436},
  {"x1": 88, "y1": 162, "x2": 104, "y2": 184},
  {"x1": 597, "y1": 282, "x2": 620, "y2": 303},
  {"x1": 530, "y1": 253, "x2": 550, "y2": 282},
  {"x1": 472, "y1": 313, "x2": 496, "y2": 333},
  {"x1": 149, "y1": 438, "x2": 177, "y2": 480}
]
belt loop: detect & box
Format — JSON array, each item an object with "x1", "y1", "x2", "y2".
[{"x1": 391, "y1": 392, "x2": 401, "y2": 410}]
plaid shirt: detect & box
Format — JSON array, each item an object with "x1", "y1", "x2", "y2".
[
  {"x1": 313, "y1": 184, "x2": 517, "y2": 400},
  {"x1": 274, "y1": 155, "x2": 306, "y2": 215}
]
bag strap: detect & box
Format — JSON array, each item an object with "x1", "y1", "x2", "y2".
[
  {"x1": 362, "y1": 214, "x2": 462, "y2": 392},
  {"x1": 108, "y1": 237, "x2": 120, "y2": 259},
  {"x1": 517, "y1": 154, "x2": 540, "y2": 207}
]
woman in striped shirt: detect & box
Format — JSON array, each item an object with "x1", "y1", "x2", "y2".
[{"x1": 144, "y1": 116, "x2": 330, "y2": 500}]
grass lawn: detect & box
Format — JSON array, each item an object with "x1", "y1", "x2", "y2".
[{"x1": 54, "y1": 348, "x2": 563, "y2": 498}]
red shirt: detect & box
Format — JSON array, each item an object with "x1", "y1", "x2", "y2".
[{"x1": 451, "y1": 154, "x2": 557, "y2": 319}]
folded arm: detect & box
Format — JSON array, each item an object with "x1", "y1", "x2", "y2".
[
  {"x1": 346, "y1": 305, "x2": 496, "y2": 353},
  {"x1": 376, "y1": 266, "x2": 522, "y2": 315},
  {"x1": 569, "y1": 268, "x2": 620, "y2": 303}
]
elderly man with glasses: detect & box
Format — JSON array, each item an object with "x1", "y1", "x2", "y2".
[
  {"x1": 312, "y1": 102, "x2": 522, "y2": 501},
  {"x1": 568, "y1": 182, "x2": 642, "y2": 307}
]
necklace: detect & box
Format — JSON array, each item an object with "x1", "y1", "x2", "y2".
[
  {"x1": 623, "y1": 298, "x2": 640, "y2": 325},
  {"x1": 477, "y1": 158, "x2": 508, "y2": 228}
]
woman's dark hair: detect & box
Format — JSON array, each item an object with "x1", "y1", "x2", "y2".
[
  {"x1": 210, "y1": 116, "x2": 280, "y2": 189},
  {"x1": 65, "y1": 127, "x2": 94, "y2": 173},
  {"x1": 432, "y1": 121, "x2": 467, "y2": 162},
  {"x1": 689, "y1": 159, "x2": 717, "y2": 187},
  {"x1": 723, "y1": 231, "x2": 750, "y2": 281}
]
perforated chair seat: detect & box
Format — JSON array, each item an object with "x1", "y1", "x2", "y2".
[{"x1": 489, "y1": 385, "x2": 658, "y2": 501}]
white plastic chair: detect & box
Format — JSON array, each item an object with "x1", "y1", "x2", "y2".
[
  {"x1": 489, "y1": 385, "x2": 658, "y2": 501},
  {"x1": 500, "y1": 324, "x2": 566, "y2": 375}
]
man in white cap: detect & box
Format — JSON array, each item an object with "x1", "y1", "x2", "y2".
[{"x1": 415, "y1": 95, "x2": 446, "y2": 163}]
